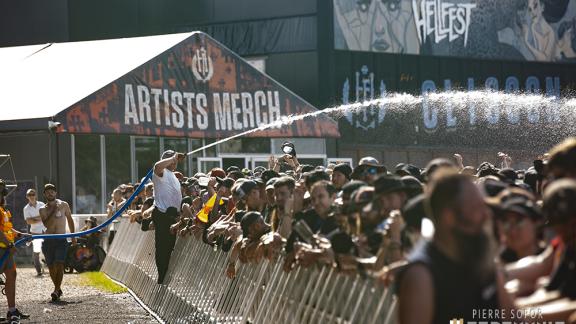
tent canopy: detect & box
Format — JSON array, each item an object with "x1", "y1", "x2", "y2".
[{"x1": 0, "y1": 32, "x2": 339, "y2": 138}]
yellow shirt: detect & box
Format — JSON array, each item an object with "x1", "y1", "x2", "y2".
[{"x1": 0, "y1": 207, "x2": 14, "y2": 248}]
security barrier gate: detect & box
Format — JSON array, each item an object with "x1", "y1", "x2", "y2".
[{"x1": 102, "y1": 219, "x2": 398, "y2": 323}]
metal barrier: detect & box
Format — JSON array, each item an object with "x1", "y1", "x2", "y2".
[{"x1": 102, "y1": 219, "x2": 398, "y2": 324}]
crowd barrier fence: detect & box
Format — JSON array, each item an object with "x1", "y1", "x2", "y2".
[{"x1": 101, "y1": 219, "x2": 399, "y2": 324}]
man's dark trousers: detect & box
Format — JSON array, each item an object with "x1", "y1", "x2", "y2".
[{"x1": 152, "y1": 207, "x2": 177, "y2": 284}]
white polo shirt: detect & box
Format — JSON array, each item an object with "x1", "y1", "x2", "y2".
[
  {"x1": 23, "y1": 201, "x2": 47, "y2": 234},
  {"x1": 152, "y1": 168, "x2": 182, "y2": 213}
]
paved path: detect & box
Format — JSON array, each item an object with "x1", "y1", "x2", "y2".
[{"x1": 2, "y1": 267, "x2": 158, "y2": 323}]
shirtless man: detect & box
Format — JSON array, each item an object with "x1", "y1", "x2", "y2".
[{"x1": 39, "y1": 184, "x2": 76, "y2": 302}]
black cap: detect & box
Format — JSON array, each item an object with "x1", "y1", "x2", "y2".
[
  {"x1": 300, "y1": 165, "x2": 315, "y2": 173},
  {"x1": 477, "y1": 162, "x2": 499, "y2": 178},
  {"x1": 499, "y1": 196, "x2": 542, "y2": 220},
  {"x1": 402, "y1": 194, "x2": 426, "y2": 230},
  {"x1": 260, "y1": 170, "x2": 280, "y2": 184},
  {"x1": 266, "y1": 177, "x2": 278, "y2": 190},
  {"x1": 402, "y1": 164, "x2": 422, "y2": 179},
  {"x1": 401, "y1": 176, "x2": 424, "y2": 198},
  {"x1": 235, "y1": 180, "x2": 258, "y2": 200},
  {"x1": 333, "y1": 163, "x2": 353, "y2": 180},
  {"x1": 346, "y1": 186, "x2": 374, "y2": 213},
  {"x1": 498, "y1": 168, "x2": 518, "y2": 184},
  {"x1": 44, "y1": 183, "x2": 57, "y2": 192},
  {"x1": 374, "y1": 175, "x2": 405, "y2": 195},
  {"x1": 342, "y1": 180, "x2": 368, "y2": 198},
  {"x1": 216, "y1": 177, "x2": 235, "y2": 189},
  {"x1": 226, "y1": 166, "x2": 241, "y2": 173},
  {"x1": 481, "y1": 178, "x2": 508, "y2": 197},
  {"x1": 543, "y1": 179, "x2": 576, "y2": 225}
]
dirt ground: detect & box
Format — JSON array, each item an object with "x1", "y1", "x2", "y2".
[{"x1": 1, "y1": 267, "x2": 159, "y2": 324}]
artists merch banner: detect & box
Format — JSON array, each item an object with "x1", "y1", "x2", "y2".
[
  {"x1": 58, "y1": 32, "x2": 339, "y2": 138},
  {"x1": 334, "y1": 0, "x2": 576, "y2": 62}
]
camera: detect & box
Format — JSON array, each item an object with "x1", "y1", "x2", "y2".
[{"x1": 281, "y1": 141, "x2": 296, "y2": 157}]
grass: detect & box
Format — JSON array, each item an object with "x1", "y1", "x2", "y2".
[{"x1": 77, "y1": 272, "x2": 128, "y2": 294}]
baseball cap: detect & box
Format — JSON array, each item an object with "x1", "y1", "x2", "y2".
[
  {"x1": 226, "y1": 166, "x2": 241, "y2": 173},
  {"x1": 374, "y1": 175, "x2": 405, "y2": 195},
  {"x1": 346, "y1": 186, "x2": 374, "y2": 213},
  {"x1": 543, "y1": 179, "x2": 576, "y2": 225},
  {"x1": 300, "y1": 165, "x2": 315, "y2": 173},
  {"x1": 342, "y1": 180, "x2": 367, "y2": 195},
  {"x1": 398, "y1": 164, "x2": 422, "y2": 179},
  {"x1": 44, "y1": 183, "x2": 57, "y2": 192},
  {"x1": 499, "y1": 196, "x2": 542, "y2": 220},
  {"x1": 260, "y1": 170, "x2": 280, "y2": 184},
  {"x1": 209, "y1": 168, "x2": 226, "y2": 179},
  {"x1": 498, "y1": 168, "x2": 518, "y2": 184},
  {"x1": 161, "y1": 150, "x2": 176, "y2": 159},
  {"x1": 402, "y1": 194, "x2": 426, "y2": 230},
  {"x1": 197, "y1": 176, "x2": 210, "y2": 187},
  {"x1": 266, "y1": 178, "x2": 278, "y2": 190},
  {"x1": 235, "y1": 180, "x2": 258, "y2": 200},
  {"x1": 216, "y1": 177, "x2": 235, "y2": 189},
  {"x1": 401, "y1": 176, "x2": 424, "y2": 198},
  {"x1": 253, "y1": 166, "x2": 266, "y2": 174}
]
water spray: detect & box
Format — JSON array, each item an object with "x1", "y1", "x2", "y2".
[{"x1": 2, "y1": 89, "x2": 575, "y2": 268}]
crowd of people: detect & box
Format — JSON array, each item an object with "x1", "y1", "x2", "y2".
[{"x1": 110, "y1": 139, "x2": 576, "y2": 323}]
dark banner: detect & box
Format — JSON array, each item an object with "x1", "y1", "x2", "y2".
[
  {"x1": 335, "y1": 52, "x2": 576, "y2": 150},
  {"x1": 58, "y1": 32, "x2": 339, "y2": 139},
  {"x1": 178, "y1": 16, "x2": 317, "y2": 55},
  {"x1": 334, "y1": 0, "x2": 576, "y2": 63}
]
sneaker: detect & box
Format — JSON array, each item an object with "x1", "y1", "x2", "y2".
[
  {"x1": 50, "y1": 291, "x2": 59, "y2": 302},
  {"x1": 6, "y1": 312, "x2": 19, "y2": 324},
  {"x1": 10, "y1": 309, "x2": 29, "y2": 320}
]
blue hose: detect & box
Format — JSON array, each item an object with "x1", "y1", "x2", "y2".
[{"x1": 0, "y1": 168, "x2": 154, "y2": 267}]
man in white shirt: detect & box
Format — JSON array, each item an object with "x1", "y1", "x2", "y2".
[
  {"x1": 152, "y1": 150, "x2": 184, "y2": 284},
  {"x1": 23, "y1": 189, "x2": 45, "y2": 276}
]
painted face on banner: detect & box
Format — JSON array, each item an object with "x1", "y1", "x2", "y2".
[
  {"x1": 528, "y1": 0, "x2": 544, "y2": 20},
  {"x1": 372, "y1": 0, "x2": 404, "y2": 52}
]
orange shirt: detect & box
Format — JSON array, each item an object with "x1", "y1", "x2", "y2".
[{"x1": 0, "y1": 207, "x2": 15, "y2": 248}]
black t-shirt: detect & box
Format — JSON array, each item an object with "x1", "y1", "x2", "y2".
[
  {"x1": 546, "y1": 245, "x2": 576, "y2": 299},
  {"x1": 396, "y1": 241, "x2": 499, "y2": 324}
]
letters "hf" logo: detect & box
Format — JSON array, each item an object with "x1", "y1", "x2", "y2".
[{"x1": 192, "y1": 47, "x2": 214, "y2": 82}]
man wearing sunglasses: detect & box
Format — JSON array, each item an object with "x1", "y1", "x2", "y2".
[
  {"x1": 23, "y1": 189, "x2": 46, "y2": 277},
  {"x1": 350, "y1": 157, "x2": 387, "y2": 185}
]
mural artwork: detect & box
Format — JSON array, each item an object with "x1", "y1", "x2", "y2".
[{"x1": 334, "y1": 0, "x2": 576, "y2": 62}]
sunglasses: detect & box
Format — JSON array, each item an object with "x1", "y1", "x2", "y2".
[{"x1": 364, "y1": 167, "x2": 378, "y2": 175}]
